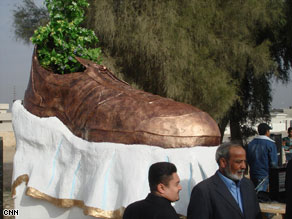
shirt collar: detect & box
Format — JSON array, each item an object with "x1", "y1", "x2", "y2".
[{"x1": 254, "y1": 135, "x2": 275, "y2": 142}]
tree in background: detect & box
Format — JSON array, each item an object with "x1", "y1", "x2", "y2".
[
  {"x1": 86, "y1": 0, "x2": 291, "y2": 143},
  {"x1": 271, "y1": 0, "x2": 292, "y2": 81},
  {"x1": 226, "y1": 0, "x2": 292, "y2": 144},
  {"x1": 13, "y1": 0, "x2": 292, "y2": 142},
  {"x1": 13, "y1": 0, "x2": 49, "y2": 44}
]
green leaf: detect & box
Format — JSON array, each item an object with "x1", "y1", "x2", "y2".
[{"x1": 31, "y1": 0, "x2": 102, "y2": 74}]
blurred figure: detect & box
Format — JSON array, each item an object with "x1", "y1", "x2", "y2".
[
  {"x1": 247, "y1": 123, "x2": 278, "y2": 192},
  {"x1": 123, "y1": 162, "x2": 182, "y2": 219},
  {"x1": 187, "y1": 142, "x2": 261, "y2": 219},
  {"x1": 283, "y1": 127, "x2": 292, "y2": 161}
]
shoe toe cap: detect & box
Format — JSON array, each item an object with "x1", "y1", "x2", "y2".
[{"x1": 135, "y1": 111, "x2": 221, "y2": 147}]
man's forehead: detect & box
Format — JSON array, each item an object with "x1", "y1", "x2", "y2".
[
  {"x1": 229, "y1": 146, "x2": 246, "y2": 158},
  {"x1": 230, "y1": 146, "x2": 245, "y2": 153},
  {"x1": 172, "y1": 172, "x2": 180, "y2": 181}
]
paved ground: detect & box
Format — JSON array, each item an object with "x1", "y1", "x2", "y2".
[{"x1": 3, "y1": 144, "x2": 15, "y2": 219}]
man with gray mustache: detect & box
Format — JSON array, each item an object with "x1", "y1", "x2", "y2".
[{"x1": 187, "y1": 142, "x2": 262, "y2": 219}]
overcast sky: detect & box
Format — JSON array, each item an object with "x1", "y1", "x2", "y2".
[{"x1": 1, "y1": 0, "x2": 292, "y2": 111}]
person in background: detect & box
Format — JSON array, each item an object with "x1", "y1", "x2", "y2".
[
  {"x1": 187, "y1": 142, "x2": 261, "y2": 219},
  {"x1": 123, "y1": 162, "x2": 182, "y2": 219},
  {"x1": 247, "y1": 123, "x2": 278, "y2": 192},
  {"x1": 283, "y1": 127, "x2": 292, "y2": 161}
]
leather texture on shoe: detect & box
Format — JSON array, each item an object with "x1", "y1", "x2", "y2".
[{"x1": 24, "y1": 49, "x2": 221, "y2": 148}]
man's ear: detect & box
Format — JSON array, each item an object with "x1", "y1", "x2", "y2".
[
  {"x1": 156, "y1": 183, "x2": 165, "y2": 194},
  {"x1": 219, "y1": 158, "x2": 227, "y2": 168}
]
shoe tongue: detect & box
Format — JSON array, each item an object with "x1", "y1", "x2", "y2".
[{"x1": 75, "y1": 56, "x2": 95, "y2": 68}]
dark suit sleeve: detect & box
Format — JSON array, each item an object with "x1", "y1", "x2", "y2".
[
  {"x1": 285, "y1": 160, "x2": 292, "y2": 219},
  {"x1": 241, "y1": 179, "x2": 262, "y2": 219},
  {"x1": 255, "y1": 197, "x2": 262, "y2": 219},
  {"x1": 123, "y1": 205, "x2": 132, "y2": 219},
  {"x1": 187, "y1": 184, "x2": 210, "y2": 219},
  {"x1": 157, "y1": 209, "x2": 180, "y2": 219},
  {"x1": 250, "y1": 180, "x2": 262, "y2": 219}
]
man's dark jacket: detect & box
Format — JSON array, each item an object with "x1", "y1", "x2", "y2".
[
  {"x1": 123, "y1": 193, "x2": 179, "y2": 219},
  {"x1": 187, "y1": 172, "x2": 262, "y2": 219},
  {"x1": 285, "y1": 159, "x2": 292, "y2": 219}
]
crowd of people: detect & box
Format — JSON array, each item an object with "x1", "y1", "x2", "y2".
[{"x1": 122, "y1": 124, "x2": 292, "y2": 219}]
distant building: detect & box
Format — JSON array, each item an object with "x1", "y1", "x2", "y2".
[
  {"x1": 0, "y1": 103, "x2": 12, "y2": 131},
  {"x1": 224, "y1": 106, "x2": 292, "y2": 137},
  {"x1": 271, "y1": 107, "x2": 292, "y2": 132}
]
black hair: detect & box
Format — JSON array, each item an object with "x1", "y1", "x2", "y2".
[
  {"x1": 148, "y1": 162, "x2": 177, "y2": 193},
  {"x1": 288, "y1": 127, "x2": 292, "y2": 133},
  {"x1": 258, "y1": 123, "x2": 272, "y2": 135},
  {"x1": 216, "y1": 142, "x2": 243, "y2": 165}
]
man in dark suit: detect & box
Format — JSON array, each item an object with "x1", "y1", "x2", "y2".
[
  {"x1": 187, "y1": 142, "x2": 262, "y2": 219},
  {"x1": 123, "y1": 162, "x2": 182, "y2": 219},
  {"x1": 285, "y1": 159, "x2": 292, "y2": 219}
]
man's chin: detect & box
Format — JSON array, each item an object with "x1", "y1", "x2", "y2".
[
  {"x1": 173, "y1": 197, "x2": 180, "y2": 202},
  {"x1": 173, "y1": 196, "x2": 180, "y2": 202},
  {"x1": 236, "y1": 175, "x2": 244, "y2": 180},
  {"x1": 226, "y1": 172, "x2": 244, "y2": 181},
  {"x1": 235, "y1": 173, "x2": 245, "y2": 181}
]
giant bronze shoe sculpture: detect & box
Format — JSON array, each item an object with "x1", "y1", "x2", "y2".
[{"x1": 24, "y1": 49, "x2": 221, "y2": 148}]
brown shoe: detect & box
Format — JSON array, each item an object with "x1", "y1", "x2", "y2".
[{"x1": 23, "y1": 49, "x2": 220, "y2": 148}]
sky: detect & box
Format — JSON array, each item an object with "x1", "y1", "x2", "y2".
[{"x1": 1, "y1": 0, "x2": 292, "y2": 111}]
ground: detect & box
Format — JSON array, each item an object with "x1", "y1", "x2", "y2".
[{"x1": 3, "y1": 144, "x2": 15, "y2": 219}]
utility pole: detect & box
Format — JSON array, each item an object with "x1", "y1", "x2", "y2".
[{"x1": 13, "y1": 86, "x2": 16, "y2": 103}]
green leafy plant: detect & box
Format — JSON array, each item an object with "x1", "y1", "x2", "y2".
[{"x1": 31, "y1": 0, "x2": 101, "y2": 74}]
